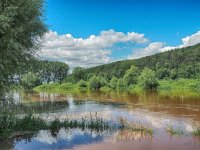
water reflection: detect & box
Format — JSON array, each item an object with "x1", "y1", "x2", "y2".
[
  {"x1": 0, "y1": 90, "x2": 200, "y2": 149},
  {"x1": 0, "y1": 129, "x2": 104, "y2": 150}
]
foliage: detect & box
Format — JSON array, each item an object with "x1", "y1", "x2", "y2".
[
  {"x1": 68, "y1": 44, "x2": 200, "y2": 82},
  {"x1": 138, "y1": 68, "x2": 159, "y2": 89},
  {"x1": 38, "y1": 61, "x2": 69, "y2": 84},
  {"x1": 0, "y1": 0, "x2": 47, "y2": 89},
  {"x1": 123, "y1": 65, "x2": 140, "y2": 86},
  {"x1": 117, "y1": 78, "x2": 126, "y2": 88},
  {"x1": 20, "y1": 72, "x2": 41, "y2": 89},
  {"x1": 78, "y1": 79, "x2": 87, "y2": 88},
  {"x1": 110, "y1": 77, "x2": 118, "y2": 89},
  {"x1": 71, "y1": 67, "x2": 85, "y2": 83},
  {"x1": 158, "y1": 79, "x2": 200, "y2": 91},
  {"x1": 88, "y1": 76, "x2": 108, "y2": 90}
]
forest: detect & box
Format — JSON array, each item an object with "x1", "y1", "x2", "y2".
[{"x1": 32, "y1": 44, "x2": 200, "y2": 92}]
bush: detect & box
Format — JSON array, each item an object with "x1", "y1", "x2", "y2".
[
  {"x1": 88, "y1": 76, "x2": 108, "y2": 90},
  {"x1": 138, "y1": 68, "x2": 159, "y2": 89}
]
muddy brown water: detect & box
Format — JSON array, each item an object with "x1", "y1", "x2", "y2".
[{"x1": 0, "y1": 90, "x2": 200, "y2": 150}]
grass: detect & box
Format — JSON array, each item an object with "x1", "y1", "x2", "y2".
[
  {"x1": 100, "y1": 86, "x2": 111, "y2": 92},
  {"x1": 0, "y1": 114, "x2": 156, "y2": 140},
  {"x1": 118, "y1": 117, "x2": 153, "y2": 135},
  {"x1": 159, "y1": 79, "x2": 200, "y2": 91},
  {"x1": 166, "y1": 125, "x2": 184, "y2": 136}
]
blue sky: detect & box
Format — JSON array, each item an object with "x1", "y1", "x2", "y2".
[{"x1": 41, "y1": 0, "x2": 200, "y2": 68}]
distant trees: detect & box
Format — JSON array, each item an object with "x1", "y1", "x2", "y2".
[
  {"x1": 39, "y1": 61, "x2": 69, "y2": 84},
  {"x1": 21, "y1": 72, "x2": 41, "y2": 89},
  {"x1": 72, "y1": 67, "x2": 85, "y2": 82},
  {"x1": 19, "y1": 60, "x2": 69, "y2": 88},
  {"x1": 68, "y1": 44, "x2": 200, "y2": 82}
]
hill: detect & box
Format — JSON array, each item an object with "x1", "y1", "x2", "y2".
[{"x1": 74, "y1": 44, "x2": 200, "y2": 81}]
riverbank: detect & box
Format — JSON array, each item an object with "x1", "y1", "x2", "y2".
[{"x1": 33, "y1": 79, "x2": 200, "y2": 96}]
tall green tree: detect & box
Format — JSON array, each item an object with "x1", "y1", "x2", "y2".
[
  {"x1": 72, "y1": 67, "x2": 85, "y2": 83},
  {"x1": 138, "y1": 68, "x2": 159, "y2": 89},
  {"x1": 123, "y1": 65, "x2": 139, "y2": 86},
  {"x1": 0, "y1": 0, "x2": 47, "y2": 89},
  {"x1": 110, "y1": 77, "x2": 118, "y2": 89}
]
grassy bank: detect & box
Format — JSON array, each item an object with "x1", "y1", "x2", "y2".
[
  {"x1": 33, "y1": 83, "x2": 87, "y2": 93},
  {"x1": 33, "y1": 79, "x2": 200, "y2": 95}
]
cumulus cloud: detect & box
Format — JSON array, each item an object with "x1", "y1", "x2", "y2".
[
  {"x1": 39, "y1": 29, "x2": 148, "y2": 68},
  {"x1": 181, "y1": 31, "x2": 200, "y2": 47},
  {"x1": 129, "y1": 31, "x2": 200, "y2": 59}
]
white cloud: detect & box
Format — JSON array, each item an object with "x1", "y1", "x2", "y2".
[
  {"x1": 128, "y1": 42, "x2": 165, "y2": 59},
  {"x1": 129, "y1": 31, "x2": 200, "y2": 59},
  {"x1": 181, "y1": 31, "x2": 200, "y2": 47},
  {"x1": 39, "y1": 29, "x2": 148, "y2": 68}
]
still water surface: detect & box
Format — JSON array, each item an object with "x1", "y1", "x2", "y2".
[{"x1": 1, "y1": 90, "x2": 200, "y2": 150}]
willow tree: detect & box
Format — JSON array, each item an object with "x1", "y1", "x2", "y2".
[{"x1": 0, "y1": 0, "x2": 47, "y2": 89}]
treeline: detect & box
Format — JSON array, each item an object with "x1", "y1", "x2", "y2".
[
  {"x1": 20, "y1": 60, "x2": 69, "y2": 89},
  {"x1": 66, "y1": 44, "x2": 200, "y2": 83}
]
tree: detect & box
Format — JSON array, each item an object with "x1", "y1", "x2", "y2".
[
  {"x1": 138, "y1": 68, "x2": 159, "y2": 89},
  {"x1": 72, "y1": 67, "x2": 85, "y2": 83},
  {"x1": 117, "y1": 78, "x2": 126, "y2": 88},
  {"x1": 0, "y1": 0, "x2": 47, "y2": 88},
  {"x1": 55, "y1": 63, "x2": 69, "y2": 84},
  {"x1": 78, "y1": 79, "x2": 87, "y2": 88},
  {"x1": 20, "y1": 72, "x2": 41, "y2": 89},
  {"x1": 88, "y1": 76, "x2": 107, "y2": 90},
  {"x1": 123, "y1": 65, "x2": 139, "y2": 86},
  {"x1": 110, "y1": 77, "x2": 118, "y2": 89}
]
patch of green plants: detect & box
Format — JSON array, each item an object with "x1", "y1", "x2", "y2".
[
  {"x1": 0, "y1": 114, "x2": 110, "y2": 140},
  {"x1": 192, "y1": 128, "x2": 200, "y2": 136},
  {"x1": 166, "y1": 125, "x2": 184, "y2": 136},
  {"x1": 118, "y1": 117, "x2": 153, "y2": 135}
]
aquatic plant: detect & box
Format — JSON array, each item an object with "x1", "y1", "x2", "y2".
[
  {"x1": 118, "y1": 117, "x2": 153, "y2": 135},
  {"x1": 166, "y1": 125, "x2": 184, "y2": 136},
  {"x1": 192, "y1": 128, "x2": 200, "y2": 136},
  {"x1": 0, "y1": 114, "x2": 111, "y2": 140}
]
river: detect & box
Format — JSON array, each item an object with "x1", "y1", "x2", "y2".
[{"x1": 0, "y1": 90, "x2": 200, "y2": 150}]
